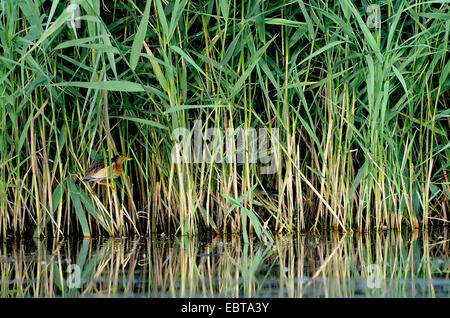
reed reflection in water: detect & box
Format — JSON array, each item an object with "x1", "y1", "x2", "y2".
[{"x1": 0, "y1": 230, "x2": 448, "y2": 297}]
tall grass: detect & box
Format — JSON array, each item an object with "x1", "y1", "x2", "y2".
[{"x1": 0, "y1": 0, "x2": 448, "y2": 238}]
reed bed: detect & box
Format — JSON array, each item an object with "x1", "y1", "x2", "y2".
[
  {"x1": 0, "y1": 0, "x2": 448, "y2": 238},
  {"x1": 0, "y1": 230, "x2": 448, "y2": 297}
]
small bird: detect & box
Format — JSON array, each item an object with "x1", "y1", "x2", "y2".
[{"x1": 82, "y1": 155, "x2": 132, "y2": 182}]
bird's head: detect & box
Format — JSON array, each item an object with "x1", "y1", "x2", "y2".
[{"x1": 114, "y1": 155, "x2": 133, "y2": 165}]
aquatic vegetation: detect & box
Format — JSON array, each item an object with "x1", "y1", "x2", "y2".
[{"x1": 0, "y1": 0, "x2": 448, "y2": 238}]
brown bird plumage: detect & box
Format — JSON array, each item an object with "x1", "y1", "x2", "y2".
[{"x1": 82, "y1": 155, "x2": 132, "y2": 182}]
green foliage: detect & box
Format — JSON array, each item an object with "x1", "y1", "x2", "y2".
[{"x1": 0, "y1": 0, "x2": 448, "y2": 238}]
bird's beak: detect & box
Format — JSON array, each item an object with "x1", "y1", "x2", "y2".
[{"x1": 125, "y1": 157, "x2": 133, "y2": 161}]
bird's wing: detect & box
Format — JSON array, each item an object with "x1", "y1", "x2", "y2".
[{"x1": 84, "y1": 159, "x2": 110, "y2": 179}]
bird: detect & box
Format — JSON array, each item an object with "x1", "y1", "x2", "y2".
[{"x1": 82, "y1": 155, "x2": 132, "y2": 182}]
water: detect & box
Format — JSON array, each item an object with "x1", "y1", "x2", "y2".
[{"x1": 0, "y1": 230, "x2": 448, "y2": 297}]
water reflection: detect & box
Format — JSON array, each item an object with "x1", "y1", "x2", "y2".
[{"x1": 0, "y1": 230, "x2": 448, "y2": 297}]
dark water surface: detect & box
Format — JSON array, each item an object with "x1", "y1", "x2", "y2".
[{"x1": 1, "y1": 230, "x2": 448, "y2": 297}]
